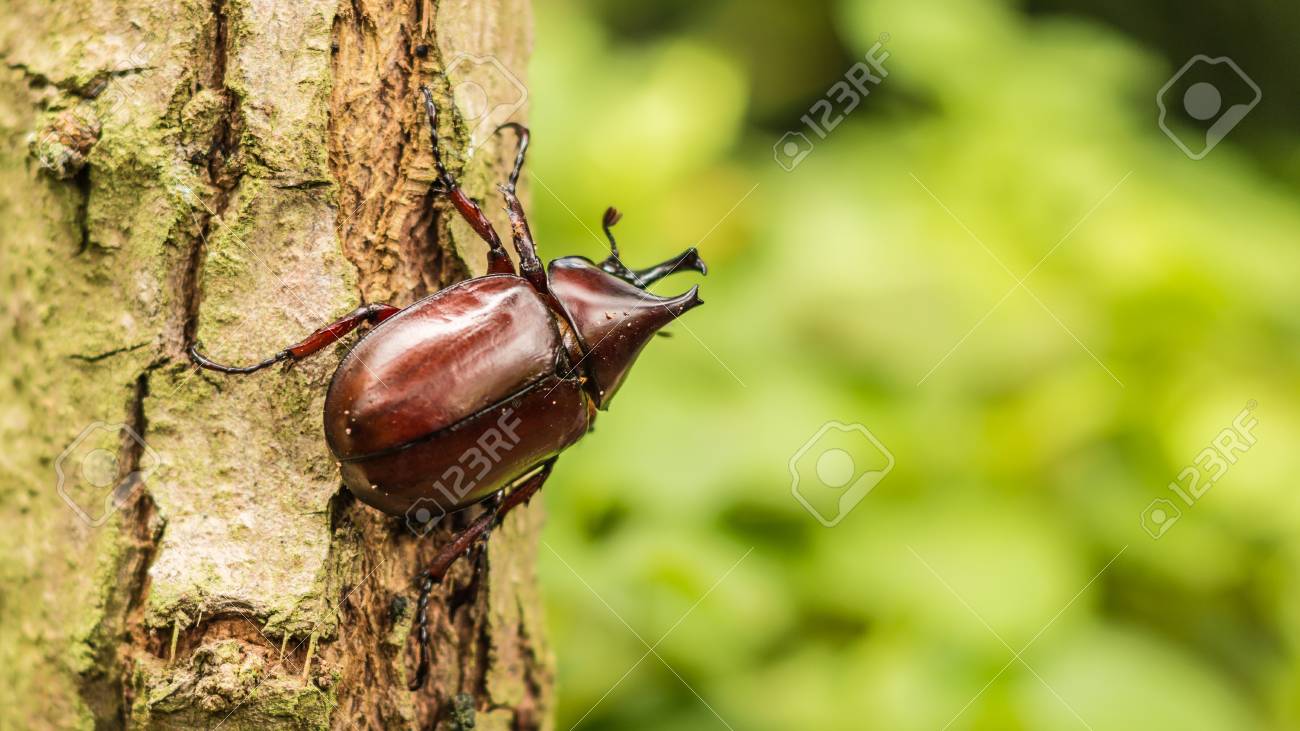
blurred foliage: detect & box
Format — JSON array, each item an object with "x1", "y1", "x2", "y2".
[{"x1": 525, "y1": 0, "x2": 1300, "y2": 729}]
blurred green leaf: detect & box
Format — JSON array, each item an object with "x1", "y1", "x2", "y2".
[{"x1": 532, "y1": 0, "x2": 1299, "y2": 728}]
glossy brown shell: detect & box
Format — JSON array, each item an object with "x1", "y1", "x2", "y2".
[
  {"x1": 548, "y1": 257, "x2": 702, "y2": 407},
  {"x1": 325, "y1": 275, "x2": 591, "y2": 515}
]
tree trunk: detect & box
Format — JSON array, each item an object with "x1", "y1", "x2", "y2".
[{"x1": 0, "y1": 1, "x2": 551, "y2": 728}]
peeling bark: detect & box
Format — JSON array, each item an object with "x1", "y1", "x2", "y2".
[{"x1": 0, "y1": 1, "x2": 550, "y2": 728}]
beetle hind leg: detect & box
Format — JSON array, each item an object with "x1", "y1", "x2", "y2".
[{"x1": 408, "y1": 460, "x2": 556, "y2": 691}]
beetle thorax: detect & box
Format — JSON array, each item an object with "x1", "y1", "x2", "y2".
[{"x1": 547, "y1": 257, "x2": 701, "y2": 409}]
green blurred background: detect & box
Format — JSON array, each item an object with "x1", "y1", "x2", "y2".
[{"x1": 522, "y1": 0, "x2": 1300, "y2": 729}]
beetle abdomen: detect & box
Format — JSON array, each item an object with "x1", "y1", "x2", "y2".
[
  {"x1": 339, "y1": 374, "x2": 589, "y2": 515},
  {"x1": 324, "y1": 275, "x2": 591, "y2": 514}
]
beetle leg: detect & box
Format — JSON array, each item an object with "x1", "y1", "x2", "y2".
[
  {"x1": 473, "y1": 489, "x2": 506, "y2": 576},
  {"x1": 410, "y1": 573, "x2": 435, "y2": 688},
  {"x1": 189, "y1": 303, "x2": 400, "y2": 374},
  {"x1": 420, "y1": 86, "x2": 515, "y2": 276},
  {"x1": 492, "y1": 123, "x2": 549, "y2": 294},
  {"x1": 490, "y1": 124, "x2": 591, "y2": 342},
  {"x1": 409, "y1": 460, "x2": 555, "y2": 690},
  {"x1": 496, "y1": 122, "x2": 529, "y2": 193}
]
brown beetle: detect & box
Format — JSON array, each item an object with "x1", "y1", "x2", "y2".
[{"x1": 190, "y1": 87, "x2": 705, "y2": 688}]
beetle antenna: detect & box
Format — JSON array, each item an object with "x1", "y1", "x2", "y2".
[
  {"x1": 598, "y1": 207, "x2": 638, "y2": 283},
  {"x1": 602, "y1": 206, "x2": 623, "y2": 258}
]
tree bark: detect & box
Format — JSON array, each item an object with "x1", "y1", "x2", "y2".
[{"x1": 0, "y1": 1, "x2": 551, "y2": 728}]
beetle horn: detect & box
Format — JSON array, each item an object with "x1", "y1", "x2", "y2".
[
  {"x1": 548, "y1": 256, "x2": 703, "y2": 408},
  {"x1": 661, "y1": 284, "x2": 703, "y2": 316},
  {"x1": 585, "y1": 284, "x2": 701, "y2": 405},
  {"x1": 628, "y1": 247, "x2": 707, "y2": 286}
]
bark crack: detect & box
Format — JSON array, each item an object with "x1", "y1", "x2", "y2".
[
  {"x1": 76, "y1": 372, "x2": 167, "y2": 727},
  {"x1": 3, "y1": 60, "x2": 150, "y2": 97},
  {"x1": 68, "y1": 341, "x2": 150, "y2": 363},
  {"x1": 108, "y1": 0, "x2": 244, "y2": 718},
  {"x1": 172, "y1": 0, "x2": 241, "y2": 358}
]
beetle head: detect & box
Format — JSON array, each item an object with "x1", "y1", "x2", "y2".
[{"x1": 548, "y1": 255, "x2": 704, "y2": 409}]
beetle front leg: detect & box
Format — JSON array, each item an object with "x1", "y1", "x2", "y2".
[
  {"x1": 408, "y1": 459, "x2": 556, "y2": 690},
  {"x1": 420, "y1": 86, "x2": 515, "y2": 276},
  {"x1": 493, "y1": 123, "x2": 549, "y2": 294},
  {"x1": 189, "y1": 303, "x2": 400, "y2": 374}
]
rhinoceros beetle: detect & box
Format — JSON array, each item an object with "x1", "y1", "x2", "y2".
[{"x1": 190, "y1": 86, "x2": 705, "y2": 689}]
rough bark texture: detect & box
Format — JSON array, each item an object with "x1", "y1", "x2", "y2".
[{"x1": 0, "y1": 0, "x2": 551, "y2": 728}]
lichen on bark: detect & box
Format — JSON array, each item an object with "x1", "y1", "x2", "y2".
[{"x1": 0, "y1": 0, "x2": 551, "y2": 728}]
